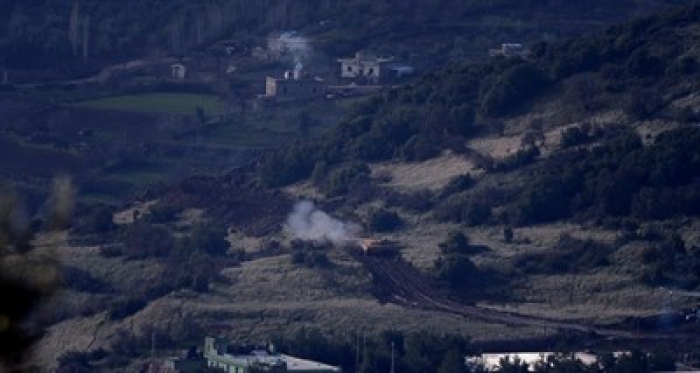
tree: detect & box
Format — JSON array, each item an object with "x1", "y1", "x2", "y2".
[
  {"x1": 503, "y1": 227, "x2": 514, "y2": 243},
  {"x1": 367, "y1": 209, "x2": 403, "y2": 233},
  {"x1": 437, "y1": 349, "x2": 467, "y2": 373},
  {"x1": 186, "y1": 225, "x2": 230, "y2": 257},
  {"x1": 496, "y1": 357, "x2": 529, "y2": 373},
  {"x1": 434, "y1": 254, "x2": 479, "y2": 293},
  {"x1": 122, "y1": 222, "x2": 174, "y2": 258},
  {"x1": 439, "y1": 231, "x2": 470, "y2": 255},
  {"x1": 69, "y1": 0, "x2": 80, "y2": 57}
]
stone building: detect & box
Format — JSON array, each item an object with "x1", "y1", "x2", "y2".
[
  {"x1": 204, "y1": 337, "x2": 341, "y2": 373},
  {"x1": 264, "y1": 64, "x2": 326, "y2": 103},
  {"x1": 337, "y1": 51, "x2": 394, "y2": 84}
]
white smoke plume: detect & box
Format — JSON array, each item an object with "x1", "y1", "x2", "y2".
[
  {"x1": 274, "y1": 31, "x2": 312, "y2": 65},
  {"x1": 285, "y1": 200, "x2": 361, "y2": 245}
]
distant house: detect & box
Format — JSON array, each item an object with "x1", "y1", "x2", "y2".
[
  {"x1": 171, "y1": 63, "x2": 187, "y2": 79},
  {"x1": 489, "y1": 43, "x2": 531, "y2": 59},
  {"x1": 337, "y1": 51, "x2": 394, "y2": 84},
  {"x1": 264, "y1": 64, "x2": 326, "y2": 103},
  {"x1": 204, "y1": 337, "x2": 342, "y2": 373}
]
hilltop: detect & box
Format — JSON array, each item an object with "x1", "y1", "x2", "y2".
[{"x1": 18, "y1": 3, "x2": 700, "y2": 371}]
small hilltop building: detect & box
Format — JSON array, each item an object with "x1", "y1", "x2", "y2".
[
  {"x1": 337, "y1": 50, "x2": 393, "y2": 84},
  {"x1": 338, "y1": 51, "x2": 415, "y2": 84}
]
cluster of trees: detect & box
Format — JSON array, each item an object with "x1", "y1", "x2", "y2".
[
  {"x1": 532, "y1": 4, "x2": 700, "y2": 82},
  {"x1": 0, "y1": 0, "x2": 329, "y2": 72},
  {"x1": 272, "y1": 328, "x2": 473, "y2": 373},
  {"x1": 514, "y1": 234, "x2": 612, "y2": 275},
  {"x1": 433, "y1": 232, "x2": 496, "y2": 298},
  {"x1": 492, "y1": 351, "x2": 675, "y2": 373},
  {"x1": 510, "y1": 127, "x2": 700, "y2": 225},
  {"x1": 270, "y1": 328, "x2": 676, "y2": 373},
  {"x1": 290, "y1": 240, "x2": 332, "y2": 269},
  {"x1": 259, "y1": 4, "x2": 700, "y2": 195},
  {"x1": 0, "y1": 0, "x2": 678, "y2": 74}
]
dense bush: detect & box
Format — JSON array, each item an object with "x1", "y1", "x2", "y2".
[
  {"x1": 515, "y1": 234, "x2": 612, "y2": 274},
  {"x1": 367, "y1": 208, "x2": 404, "y2": 233},
  {"x1": 479, "y1": 64, "x2": 551, "y2": 117},
  {"x1": 441, "y1": 174, "x2": 474, "y2": 197},
  {"x1": 494, "y1": 147, "x2": 540, "y2": 172},
  {"x1": 317, "y1": 161, "x2": 371, "y2": 196},
  {"x1": 61, "y1": 266, "x2": 110, "y2": 293},
  {"x1": 638, "y1": 235, "x2": 700, "y2": 289},
  {"x1": 272, "y1": 328, "x2": 473, "y2": 373},
  {"x1": 291, "y1": 249, "x2": 331, "y2": 269},
  {"x1": 72, "y1": 203, "x2": 116, "y2": 234},
  {"x1": 145, "y1": 204, "x2": 182, "y2": 224},
  {"x1": 108, "y1": 298, "x2": 147, "y2": 320},
  {"x1": 510, "y1": 127, "x2": 700, "y2": 225},
  {"x1": 560, "y1": 125, "x2": 593, "y2": 148},
  {"x1": 122, "y1": 222, "x2": 174, "y2": 259},
  {"x1": 179, "y1": 224, "x2": 230, "y2": 257}
]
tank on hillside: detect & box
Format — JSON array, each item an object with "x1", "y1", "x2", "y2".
[{"x1": 359, "y1": 238, "x2": 402, "y2": 257}]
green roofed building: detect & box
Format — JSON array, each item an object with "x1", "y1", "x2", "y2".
[{"x1": 204, "y1": 337, "x2": 342, "y2": 373}]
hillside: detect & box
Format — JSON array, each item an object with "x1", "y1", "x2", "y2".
[
  {"x1": 12, "y1": 3, "x2": 700, "y2": 372},
  {"x1": 0, "y1": 0, "x2": 691, "y2": 79}
]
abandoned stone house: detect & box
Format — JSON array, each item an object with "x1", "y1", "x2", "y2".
[
  {"x1": 264, "y1": 65, "x2": 326, "y2": 103},
  {"x1": 337, "y1": 50, "x2": 393, "y2": 84}
]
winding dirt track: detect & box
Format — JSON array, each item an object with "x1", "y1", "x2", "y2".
[{"x1": 351, "y1": 252, "x2": 693, "y2": 341}]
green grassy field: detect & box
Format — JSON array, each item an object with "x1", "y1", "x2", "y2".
[{"x1": 71, "y1": 93, "x2": 222, "y2": 115}]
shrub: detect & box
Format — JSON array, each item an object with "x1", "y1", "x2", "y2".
[
  {"x1": 122, "y1": 222, "x2": 174, "y2": 259},
  {"x1": 72, "y1": 204, "x2": 116, "y2": 234},
  {"x1": 145, "y1": 204, "x2": 182, "y2": 223},
  {"x1": 183, "y1": 224, "x2": 230, "y2": 256},
  {"x1": 441, "y1": 174, "x2": 473, "y2": 196},
  {"x1": 318, "y1": 161, "x2": 371, "y2": 196},
  {"x1": 560, "y1": 126, "x2": 590, "y2": 148},
  {"x1": 515, "y1": 234, "x2": 612, "y2": 274},
  {"x1": 434, "y1": 254, "x2": 480, "y2": 294},
  {"x1": 494, "y1": 147, "x2": 540, "y2": 172},
  {"x1": 291, "y1": 250, "x2": 332, "y2": 269},
  {"x1": 61, "y1": 266, "x2": 110, "y2": 293},
  {"x1": 479, "y1": 64, "x2": 551, "y2": 117},
  {"x1": 108, "y1": 298, "x2": 147, "y2": 320},
  {"x1": 399, "y1": 136, "x2": 441, "y2": 161},
  {"x1": 367, "y1": 209, "x2": 404, "y2": 233},
  {"x1": 461, "y1": 202, "x2": 492, "y2": 226}
]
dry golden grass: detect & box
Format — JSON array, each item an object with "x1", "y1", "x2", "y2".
[
  {"x1": 479, "y1": 272, "x2": 670, "y2": 323},
  {"x1": 113, "y1": 200, "x2": 157, "y2": 225},
  {"x1": 370, "y1": 152, "x2": 479, "y2": 192},
  {"x1": 282, "y1": 181, "x2": 325, "y2": 200}
]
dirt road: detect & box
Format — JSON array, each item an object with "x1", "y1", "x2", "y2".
[{"x1": 351, "y1": 251, "x2": 694, "y2": 342}]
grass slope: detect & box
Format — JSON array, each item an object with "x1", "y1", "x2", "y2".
[{"x1": 71, "y1": 93, "x2": 222, "y2": 115}]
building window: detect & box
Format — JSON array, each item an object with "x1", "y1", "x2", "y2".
[
  {"x1": 368, "y1": 67, "x2": 374, "y2": 75},
  {"x1": 347, "y1": 66, "x2": 353, "y2": 72}
]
